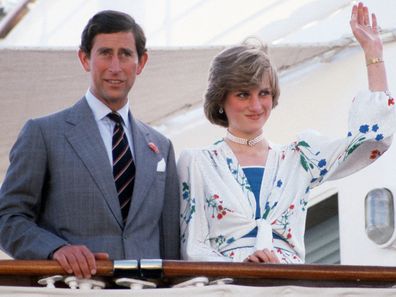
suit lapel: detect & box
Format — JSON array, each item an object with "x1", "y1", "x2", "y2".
[
  {"x1": 127, "y1": 114, "x2": 159, "y2": 223},
  {"x1": 64, "y1": 98, "x2": 123, "y2": 227}
]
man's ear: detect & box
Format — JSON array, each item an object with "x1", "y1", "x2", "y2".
[
  {"x1": 136, "y1": 52, "x2": 148, "y2": 75},
  {"x1": 78, "y1": 49, "x2": 90, "y2": 72}
]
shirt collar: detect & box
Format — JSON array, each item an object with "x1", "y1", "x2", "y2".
[{"x1": 85, "y1": 89, "x2": 130, "y2": 128}]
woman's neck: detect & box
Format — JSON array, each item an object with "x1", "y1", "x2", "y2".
[
  {"x1": 226, "y1": 129, "x2": 265, "y2": 147},
  {"x1": 225, "y1": 138, "x2": 270, "y2": 167}
]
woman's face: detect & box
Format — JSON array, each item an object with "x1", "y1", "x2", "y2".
[{"x1": 223, "y1": 75, "x2": 273, "y2": 138}]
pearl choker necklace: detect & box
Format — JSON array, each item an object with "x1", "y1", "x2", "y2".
[{"x1": 226, "y1": 130, "x2": 265, "y2": 147}]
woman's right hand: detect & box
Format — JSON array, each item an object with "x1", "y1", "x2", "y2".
[
  {"x1": 350, "y1": 2, "x2": 388, "y2": 92},
  {"x1": 350, "y1": 2, "x2": 383, "y2": 58},
  {"x1": 243, "y1": 248, "x2": 280, "y2": 264}
]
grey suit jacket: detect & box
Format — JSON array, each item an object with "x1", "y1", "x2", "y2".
[{"x1": 0, "y1": 98, "x2": 180, "y2": 260}]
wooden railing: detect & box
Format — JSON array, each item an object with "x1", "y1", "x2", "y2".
[{"x1": 0, "y1": 260, "x2": 395, "y2": 288}]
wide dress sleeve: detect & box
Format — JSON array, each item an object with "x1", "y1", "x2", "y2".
[
  {"x1": 178, "y1": 149, "x2": 232, "y2": 261},
  {"x1": 296, "y1": 91, "x2": 395, "y2": 187}
]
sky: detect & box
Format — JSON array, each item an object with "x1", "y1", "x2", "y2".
[{"x1": 5, "y1": 0, "x2": 396, "y2": 48}]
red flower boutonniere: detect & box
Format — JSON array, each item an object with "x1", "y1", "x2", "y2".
[
  {"x1": 148, "y1": 142, "x2": 159, "y2": 154},
  {"x1": 388, "y1": 98, "x2": 394, "y2": 106}
]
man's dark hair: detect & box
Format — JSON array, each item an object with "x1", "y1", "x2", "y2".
[{"x1": 80, "y1": 10, "x2": 147, "y2": 60}]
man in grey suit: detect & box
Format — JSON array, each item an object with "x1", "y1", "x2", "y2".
[{"x1": 0, "y1": 10, "x2": 180, "y2": 278}]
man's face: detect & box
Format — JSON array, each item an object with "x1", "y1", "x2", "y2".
[{"x1": 79, "y1": 31, "x2": 147, "y2": 110}]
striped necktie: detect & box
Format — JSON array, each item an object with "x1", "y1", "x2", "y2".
[{"x1": 107, "y1": 112, "x2": 135, "y2": 224}]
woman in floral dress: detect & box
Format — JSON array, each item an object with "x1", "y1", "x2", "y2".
[{"x1": 177, "y1": 3, "x2": 396, "y2": 263}]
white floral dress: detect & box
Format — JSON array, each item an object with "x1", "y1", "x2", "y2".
[{"x1": 177, "y1": 91, "x2": 396, "y2": 263}]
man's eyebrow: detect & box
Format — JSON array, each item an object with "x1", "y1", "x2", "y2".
[
  {"x1": 120, "y1": 48, "x2": 133, "y2": 53},
  {"x1": 96, "y1": 47, "x2": 112, "y2": 53}
]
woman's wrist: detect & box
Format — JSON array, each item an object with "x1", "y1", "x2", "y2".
[
  {"x1": 366, "y1": 57, "x2": 384, "y2": 66},
  {"x1": 362, "y1": 43, "x2": 383, "y2": 57}
]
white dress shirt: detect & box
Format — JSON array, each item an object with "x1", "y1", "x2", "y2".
[{"x1": 85, "y1": 89, "x2": 135, "y2": 165}]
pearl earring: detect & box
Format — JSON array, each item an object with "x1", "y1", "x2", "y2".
[{"x1": 219, "y1": 107, "x2": 224, "y2": 114}]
